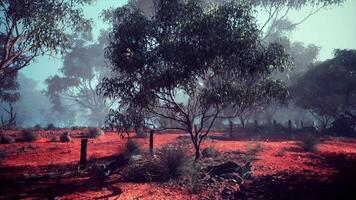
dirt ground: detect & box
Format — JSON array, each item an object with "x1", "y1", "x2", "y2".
[{"x1": 0, "y1": 130, "x2": 356, "y2": 200}]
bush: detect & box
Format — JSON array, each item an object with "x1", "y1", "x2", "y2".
[
  {"x1": 47, "y1": 123, "x2": 56, "y2": 130},
  {"x1": 22, "y1": 130, "x2": 38, "y2": 142},
  {"x1": 0, "y1": 134, "x2": 15, "y2": 144},
  {"x1": 123, "y1": 140, "x2": 142, "y2": 158},
  {"x1": 33, "y1": 124, "x2": 42, "y2": 130},
  {"x1": 186, "y1": 163, "x2": 203, "y2": 194},
  {"x1": 202, "y1": 147, "x2": 220, "y2": 158},
  {"x1": 0, "y1": 150, "x2": 6, "y2": 162},
  {"x1": 155, "y1": 146, "x2": 187, "y2": 181},
  {"x1": 136, "y1": 128, "x2": 147, "y2": 138},
  {"x1": 300, "y1": 134, "x2": 319, "y2": 152},
  {"x1": 60, "y1": 132, "x2": 71, "y2": 142},
  {"x1": 125, "y1": 145, "x2": 188, "y2": 182},
  {"x1": 87, "y1": 128, "x2": 104, "y2": 138},
  {"x1": 50, "y1": 135, "x2": 58, "y2": 142}
]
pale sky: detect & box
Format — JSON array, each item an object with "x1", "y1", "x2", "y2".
[{"x1": 22, "y1": 0, "x2": 356, "y2": 89}]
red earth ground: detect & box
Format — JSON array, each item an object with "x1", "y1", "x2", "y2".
[{"x1": 0, "y1": 130, "x2": 356, "y2": 199}]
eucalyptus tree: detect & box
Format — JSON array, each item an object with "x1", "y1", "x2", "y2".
[
  {"x1": 292, "y1": 49, "x2": 356, "y2": 129},
  {"x1": 0, "y1": 0, "x2": 93, "y2": 80},
  {"x1": 45, "y1": 32, "x2": 112, "y2": 127},
  {"x1": 99, "y1": 0, "x2": 290, "y2": 160}
]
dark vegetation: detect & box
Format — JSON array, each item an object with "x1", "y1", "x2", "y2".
[{"x1": 0, "y1": 0, "x2": 355, "y2": 199}]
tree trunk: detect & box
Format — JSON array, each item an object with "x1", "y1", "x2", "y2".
[
  {"x1": 80, "y1": 139, "x2": 88, "y2": 170},
  {"x1": 194, "y1": 144, "x2": 200, "y2": 161}
]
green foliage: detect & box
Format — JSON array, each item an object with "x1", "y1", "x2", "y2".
[
  {"x1": 22, "y1": 130, "x2": 38, "y2": 142},
  {"x1": 292, "y1": 49, "x2": 356, "y2": 129},
  {"x1": 0, "y1": 0, "x2": 92, "y2": 78},
  {"x1": 99, "y1": 0, "x2": 290, "y2": 160}
]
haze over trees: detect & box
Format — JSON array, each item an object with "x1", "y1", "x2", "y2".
[
  {"x1": 44, "y1": 32, "x2": 112, "y2": 127},
  {"x1": 292, "y1": 49, "x2": 356, "y2": 130},
  {"x1": 99, "y1": 0, "x2": 290, "y2": 159}
]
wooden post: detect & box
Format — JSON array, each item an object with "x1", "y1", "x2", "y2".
[
  {"x1": 149, "y1": 130, "x2": 154, "y2": 154},
  {"x1": 229, "y1": 120, "x2": 233, "y2": 139},
  {"x1": 273, "y1": 120, "x2": 277, "y2": 130},
  {"x1": 80, "y1": 139, "x2": 88, "y2": 170},
  {"x1": 301, "y1": 120, "x2": 304, "y2": 129},
  {"x1": 288, "y1": 120, "x2": 292, "y2": 132},
  {"x1": 254, "y1": 120, "x2": 258, "y2": 131}
]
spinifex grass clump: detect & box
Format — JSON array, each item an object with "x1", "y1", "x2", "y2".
[
  {"x1": 22, "y1": 130, "x2": 38, "y2": 142},
  {"x1": 125, "y1": 145, "x2": 188, "y2": 182},
  {"x1": 60, "y1": 132, "x2": 71, "y2": 143},
  {"x1": 0, "y1": 134, "x2": 15, "y2": 144},
  {"x1": 87, "y1": 128, "x2": 104, "y2": 138},
  {"x1": 300, "y1": 134, "x2": 319, "y2": 152}
]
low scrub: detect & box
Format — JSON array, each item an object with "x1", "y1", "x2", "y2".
[
  {"x1": 123, "y1": 140, "x2": 142, "y2": 158},
  {"x1": 202, "y1": 147, "x2": 220, "y2": 158},
  {"x1": 22, "y1": 130, "x2": 38, "y2": 142},
  {"x1": 300, "y1": 134, "x2": 319, "y2": 152},
  {"x1": 125, "y1": 146, "x2": 188, "y2": 182},
  {"x1": 60, "y1": 132, "x2": 71, "y2": 142},
  {"x1": 0, "y1": 134, "x2": 15, "y2": 144},
  {"x1": 87, "y1": 128, "x2": 104, "y2": 138},
  {"x1": 46, "y1": 123, "x2": 56, "y2": 130},
  {"x1": 155, "y1": 146, "x2": 187, "y2": 181}
]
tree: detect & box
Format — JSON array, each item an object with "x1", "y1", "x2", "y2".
[
  {"x1": 99, "y1": 0, "x2": 290, "y2": 160},
  {"x1": 128, "y1": 0, "x2": 345, "y2": 39},
  {"x1": 0, "y1": 0, "x2": 93, "y2": 80},
  {"x1": 45, "y1": 32, "x2": 111, "y2": 127},
  {"x1": 292, "y1": 49, "x2": 356, "y2": 130},
  {"x1": 0, "y1": 71, "x2": 18, "y2": 129}
]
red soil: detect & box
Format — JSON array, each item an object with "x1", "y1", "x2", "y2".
[{"x1": 1, "y1": 130, "x2": 356, "y2": 199}]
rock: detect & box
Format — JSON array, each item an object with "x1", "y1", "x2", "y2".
[
  {"x1": 219, "y1": 173, "x2": 243, "y2": 184},
  {"x1": 60, "y1": 135, "x2": 71, "y2": 142},
  {"x1": 207, "y1": 161, "x2": 243, "y2": 176}
]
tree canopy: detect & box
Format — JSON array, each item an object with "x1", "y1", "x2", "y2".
[
  {"x1": 0, "y1": 0, "x2": 93, "y2": 80},
  {"x1": 99, "y1": 0, "x2": 290, "y2": 159},
  {"x1": 292, "y1": 49, "x2": 356, "y2": 129}
]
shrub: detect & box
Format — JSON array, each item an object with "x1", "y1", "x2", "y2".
[
  {"x1": 300, "y1": 134, "x2": 319, "y2": 152},
  {"x1": 60, "y1": 132, "x2": 71, "y2": 142},
  {"x1": 123, "y1": 140, "x2": 142, "y2": 158},
  {"x1": 155, "y1": 146, "x2": 187, "y2": 181},
  {"x1": 87, "y1": 128, "x2": 104, "y2": 138},
  {"x1": 125, "y1": 145, "x2": 188, "y2": 182},
  {"x1": 33, "y1": 124, "x2": 42, "y2": 130},
  {"x1": 202, "y1": 147, "x2": 220, "y2": 158},
  {"x1": 136, "y1": 128, "x2": 147, "y2": 138},
  {"x1": 0, "y1": 150, "x2": 6, "y2": 162},
  {"x1": 47, "y1": 123, "x2": 56, "y2": 130},
  {"x1": 50, "y1": 135, "x2": 58, "y2": 142},
  {"x1": 0, "y1": 134, "x2": 15, "y2": 144},
  {"x1": 22, "y1": 130, "x2": 38, "y2": 142},
  {"x1": 186, "y1": 163, "x2": 203, "y2": 194}
]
